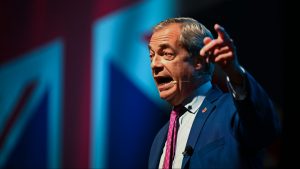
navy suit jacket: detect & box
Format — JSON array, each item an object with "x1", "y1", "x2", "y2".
[{"x1": 148, "y1": 73, "x2": 281, "y2": 169}]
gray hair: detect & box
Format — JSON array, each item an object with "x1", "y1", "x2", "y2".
[{"x1": 153, "y1": 17, "x2": 215, "y2": 75}]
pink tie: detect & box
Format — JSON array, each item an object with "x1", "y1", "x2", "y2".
[{"x1": 163, "y1": 107, "x2": 181, "y2": 169}]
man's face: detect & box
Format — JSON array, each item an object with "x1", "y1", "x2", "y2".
[{"x1": 148, "y1": 23, "x2": 200, "y2": 105}]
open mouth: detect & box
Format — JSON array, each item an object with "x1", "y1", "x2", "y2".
[
  {"x1": 155, "y1": 76, "x2": 173, "y2": 85},
  {"x1": 154, "y1": 76, "x2": 176, "y2": 90}
]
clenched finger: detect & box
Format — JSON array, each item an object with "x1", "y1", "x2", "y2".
[{"x1": 200, "y1": 38, "x2": 223, "y2": 56}]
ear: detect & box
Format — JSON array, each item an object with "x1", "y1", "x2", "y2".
[{"x1": 193, "y1": 55, "x2": 203, "y2": 71}]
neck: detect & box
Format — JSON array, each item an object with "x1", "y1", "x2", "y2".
[{"x1": 170, "y1": 78, "x2": 211, "y2": 106}]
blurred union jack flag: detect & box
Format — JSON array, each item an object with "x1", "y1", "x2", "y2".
[
  {"x1": 0, "y1": 0, "x2": 176, "y2": 168},
  {"x1": 0, "y1": 40, "x2": 63, "y2": 168}
]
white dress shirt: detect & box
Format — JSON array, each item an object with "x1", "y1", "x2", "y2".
[{"x1": 159, "y1": 81, "x2": 212, "y2": 169}]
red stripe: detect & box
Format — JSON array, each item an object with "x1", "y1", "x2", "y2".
[
  {"x1": 0, "y1": 0, "x2": 62, "y2": 64},
  {"x1": 92, "y1": 0, "x2": 140, "y2": 19},
  {"x1": 0, "y1": 82, "x2": 37, "y2": 148},
  {"x1": 62, "y1": 0, "x2": 92, "y2": 167}
]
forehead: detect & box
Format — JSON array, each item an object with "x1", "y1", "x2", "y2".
[{"x1": 149, "y1": 23, "x2": 181, "y2": 48}]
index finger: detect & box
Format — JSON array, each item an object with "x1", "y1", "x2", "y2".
[{"x1": 214, "y1": 24, "x2": 231, "y2": 42}]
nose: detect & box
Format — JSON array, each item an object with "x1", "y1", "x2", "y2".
[
  {"x1": 151, "y1": 54, "x2": 163, "y2": 68},
  {"x1": 151, "y1": 54, "x2": 163, "y2": 73}
]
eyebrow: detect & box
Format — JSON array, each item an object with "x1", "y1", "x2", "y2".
[
  {"x1": 148, "y1": 43, "x2": 175, "y2": 51},
  {"x1": 159, "y1": 43, "x2": 175, "y2": 51}
]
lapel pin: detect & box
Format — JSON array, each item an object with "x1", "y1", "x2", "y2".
[{"x1": 202, "y1": 107, "x2": 207, "y2": 113}]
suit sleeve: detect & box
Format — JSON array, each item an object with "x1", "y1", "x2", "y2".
[{"x1": 231, "y1": 71, "x2": 282, "y2": 150}]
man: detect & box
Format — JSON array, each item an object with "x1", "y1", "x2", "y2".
[{"x1": 147, "y1": 17, "x2": 281, "y2": 168}]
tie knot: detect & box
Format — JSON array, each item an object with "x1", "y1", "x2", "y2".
[{"x1": 171, "y1": 105, "x2": 184, "y2": 117}]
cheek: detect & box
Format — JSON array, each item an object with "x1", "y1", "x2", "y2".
[
  {"x1": 162, "y1": 59, "x2": 194, "y2": 79},
  {"x1": 176, "y1": 64, "x2": 194, "y2": 79}
]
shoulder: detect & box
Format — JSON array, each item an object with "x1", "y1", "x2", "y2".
[{"x1": 153, "y1": 122, "x2": 169, "y2": 142}]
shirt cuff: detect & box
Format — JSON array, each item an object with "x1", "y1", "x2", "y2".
[{"x1": 226, "y1": 66, "x2": 247, "y2": 100}]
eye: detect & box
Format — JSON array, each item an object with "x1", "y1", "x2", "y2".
[
  {"x1": 149, "y1": 51, "x2": 154, "y2": 61},
  {"x1": 162, "y1": 51, "x2": 175, "y2": 61}
]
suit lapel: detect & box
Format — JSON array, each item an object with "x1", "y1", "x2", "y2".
[
  {"x1": 181, "y1": 86, "x2": 222, "y2": 168},
  {"x1": 150, "y1": 122, "x2": 169, "y2": 168}
]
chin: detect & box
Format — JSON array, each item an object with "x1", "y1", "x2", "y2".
[{"x1": 159, "y1": 88, "x2": 177, "y2": 102}]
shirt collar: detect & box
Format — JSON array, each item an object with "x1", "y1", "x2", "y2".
[{"x1": 182, "y1": 81, "x2": 212, "y2": 114}]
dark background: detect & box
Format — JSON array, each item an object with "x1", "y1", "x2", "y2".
[{"x1": 179, "y1": 0, "x2": 287, "y2": 168}]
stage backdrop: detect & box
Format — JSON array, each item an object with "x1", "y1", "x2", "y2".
[
  {"x1": 1, "y1": 0, "x2": 176, "y2": 168},
  {"x1": 0, "y1": 0, "x2": 283, "y2": 168}
]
